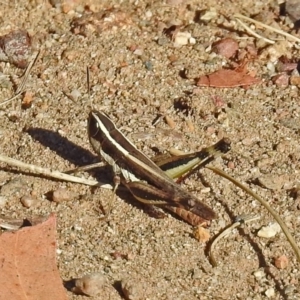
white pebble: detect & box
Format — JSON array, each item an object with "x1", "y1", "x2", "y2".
[
  {"x1": 174, "y1": 32, "x2": 191, "y2": 46},
  {"x1": 253, "y1": 270, "x2": 265, "y2": 280},
  {"x1": 257, "y1": 222, "x2": 281, "y2": 238},
  {"x1": 265, "y1": 287, "x2": 275, "y2": 298},
  {"x1": 189, "y1": 37, "x2": 196, "y2": 44}
]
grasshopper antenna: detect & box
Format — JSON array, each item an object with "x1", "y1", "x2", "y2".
[{"x1": 86, "y1": 66, "x2": 93, "y2": 110}]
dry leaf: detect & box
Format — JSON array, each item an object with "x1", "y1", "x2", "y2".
[
  {"x1": 0, "y1": 214, "x2": 67, "y2": 300},
  {"x1": 193, "y1": 226, "x2": 210, "y2": 242},
  {"x1": 196, "y1": 65, "x2": 260, "y2": 88}
]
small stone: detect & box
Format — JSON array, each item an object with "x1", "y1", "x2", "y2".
[
  {"x1": 20, "y1": 194, "x2": 39, "y2": 208},
  {"x1": 0, "y1": 30, "x2": 32, "y2": 68},
  {"x1": 174, "y1": 31, "x2": 191, "y2": 46},
  {"x1": 212, "y1": 37, "x2": 238, "y2": 59},
  {"x1": 189, "y1": 37, "x2": 196, "y2": 44},
  {"x1": 52, "y1": 188, "x2": 75, "y2": 203},
  {"x1": 200, "y1": 8, "x2": 218, "y2": 22},
  {"x1": 121, "y1": 278, "x2": 145, "y2": 300},
  {"x1": 272, "y1": 73, "x2": 289, "y2": 88},
  {"x1": 257, "y1": 222, "x2": 281, "y2": 238},
  {"x1": 253, "y1": 269, "x2": 265, "y2": 280},
  {"x1": 274, "y1": 255, "x2": 289, "y2": 269},
  {"x1": 72, "y1": 273, "x2": 107, "y2": 296},
  {"x1": 265, "y1": 287, "x2": 275, "y2": 298}
]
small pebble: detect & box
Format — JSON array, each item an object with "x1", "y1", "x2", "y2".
[
  {"x1": 72, "y1": 273, "x2": 107, "y2": 296},
  {"x1": 253, "y1": 269, "x2": 265, "y2": 280},
  {"x1": 174, "y1": 31, "x2": 191, "y2": 46},
  {"x1": 212, "y1": 37, "x2": 238, "y2": 59},
  {"x1": 0, "y1": 30, "x2": 32, "y2": 68},
  {"x1": 265, "y1": 287, "x2": 275, "y2": 298},
  {"x1": 257, "y1": 222, "x2": 281, "y2": 238},
  {"x1": 200, "y1": 8, "x2": 218, "y2": 22},
  {"x1": 272, "y1": 73, "x2": 289, "y2": 88},
  {"x1": 274, "y1": 255, "x2": 289, "y2": 269},
  {"x1": 20, "y1": 194, "x2": 39, "y2": 208},
  {"x1": 121, "y1": 278, "x2": 145, "y2": 300},
  {"x1": 52, "y1": 188, "x2": 75, "y2": 203},
  {"x1": 165, "y1": 115, "x2": 176, "y2": 129}
]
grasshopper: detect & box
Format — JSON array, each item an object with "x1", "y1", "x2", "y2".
[{"x1": 88, "y1": 110, "x2": 231, "y2": 225}]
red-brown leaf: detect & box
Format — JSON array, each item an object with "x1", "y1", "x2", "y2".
[
  {"x1": 0, "y1": 214, "x2": 67, "y2": 300},
  {"x1": 197, "y1": 68, "x2": 260, "y2": 88}
]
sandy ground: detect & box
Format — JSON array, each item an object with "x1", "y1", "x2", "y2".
[{"x1": 1, "y1": 0, "x2": 300, "y2": 299}]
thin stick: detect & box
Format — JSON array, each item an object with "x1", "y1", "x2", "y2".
[
  {"x1": 0, "y1": 154, "x2": 112, "y2": 189},
  {"x1": 207, "y1": 166, "x2": 300, "y2": 263},
  {"x1": 0, "y1": 51, "x2": 40, "y2": 106},
  {"x1": 209, "y1": 215, "x2": 260, "y2": 267},
  {"x1": 235, "y1": 18, "x2": 275, "y2": 44},
  {"x1": 234, "y1": 13, "x2": 300, "y2": 43}
]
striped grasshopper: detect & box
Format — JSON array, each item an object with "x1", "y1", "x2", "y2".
[{"x1": 88, "y1": 110, "x2": 231, "y2": 225}]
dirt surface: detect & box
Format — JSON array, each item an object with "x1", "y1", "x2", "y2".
[{"x1": 1, "y1": 0, "x2": 300, "y2": 299}]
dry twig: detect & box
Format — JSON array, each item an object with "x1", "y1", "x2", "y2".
[
  {"x1": 234, "y1": 13, "x2": 300, "y2": 44},
  {"x1": 0, "y1": 154, "x2": 112, "y2": 189},
  {"x1": 209, "y1": 215, "x2": 260, "y2": 267},
  {"x1": 0, "y1": 51, "x2": 40, "y2": 106}
]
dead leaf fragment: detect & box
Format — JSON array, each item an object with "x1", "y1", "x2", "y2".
[
  {"x1": 212, "y1": 38, "x2": 239, "y2": 59},
  {"x1": 197, "y1": 67, "x2": 260, "y2": 88},
  {"x1": 193, "y1": 226, "x2": 210, "y2": 242},
  {"x1": 0, "y1": 214, "x2": 67, "y2": 300},
  {"x1": 22, "y1": 91, "x2": 34, "y2": 109}
]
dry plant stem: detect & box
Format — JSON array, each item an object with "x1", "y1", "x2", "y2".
[
  {"x1": 234, "y1": 13, "x2": 300, "y2": 43},
  {"x1": 0, "y1": 51, "x2": 40, "y2": 106},
  {"x1": 235, "y1": 18, "x2": 275, "y2": 44},
  {"x1": 0, "y1": 154, "x2": 112, "y2": 189},
  {"x1": 209, "y1": 215, "x2": 260, "y2": 267},
  {"x1": 207, "y1": 166, "x2": 300, "y2": 263}
]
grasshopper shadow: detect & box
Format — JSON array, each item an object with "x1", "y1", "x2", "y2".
[{"x1": 26, "y1": 127, "x2": 98, "y2": 167}]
